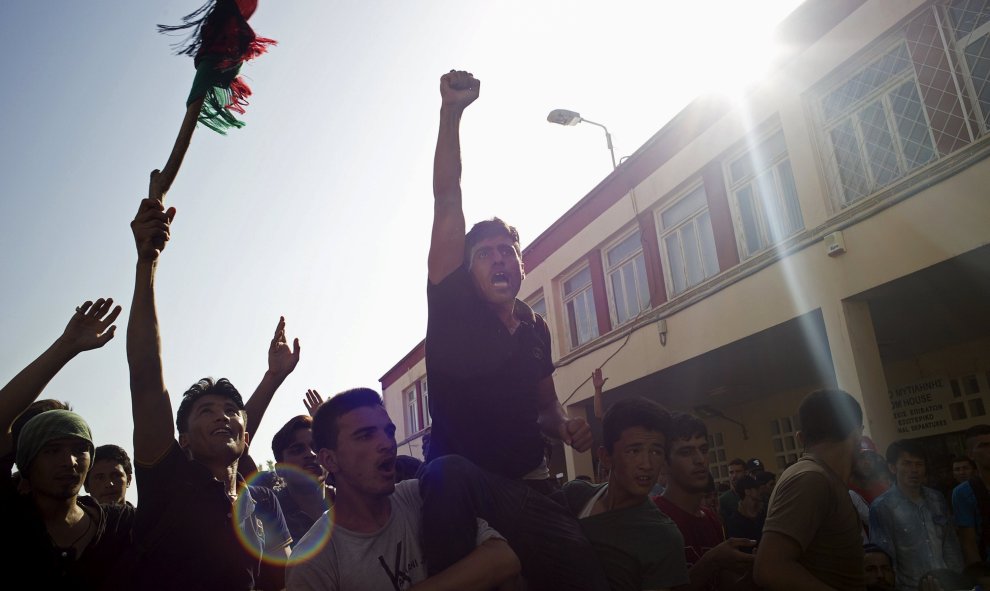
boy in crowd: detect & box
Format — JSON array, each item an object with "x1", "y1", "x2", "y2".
[
  {"x1": 754, "y1": 389, "x2": 866, "y2": 590},
  {"x1": 869, "y1": 440, "x2": 963, "y2": 590},
  {"x1": 655, "y1": 413, "x2": 756, "y2": 590},
  {"x1": 554, "y1": 397, "x2": 688, "y2": 590},
  {"x1": 84, "y1": 444, "x2": 134, "y2": 506},
  {"x1": 271, "y1": 414, "x2": 334, "y2": 546},
  {"x1": 287, "y1": 388, "x2": 520, "y2": 591},
  {"x1": 725, "y1": 474, "x2": 766, "y2": 545}
]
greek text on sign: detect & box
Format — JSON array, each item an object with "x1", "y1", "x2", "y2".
[{"x1": 888, "y1": 378, "x2": 952, "y2": 437}]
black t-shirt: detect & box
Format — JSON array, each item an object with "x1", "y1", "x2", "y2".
[
  {"x1": 725, "y1": 507, "x2": 766, "y2": 548},
  {"x1": 0, "y1": 474, "x2": 134, "y2": 590},
  {"x1": 131, "y1": 442, "x2": 291, "y2": 590},
  {"x1": 426, "y1": 266, "x2": 555, "y2": 479}
]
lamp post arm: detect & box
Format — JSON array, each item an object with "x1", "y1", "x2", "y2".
[{"x1": 578, "y1": 118, "x2": 617, "y2": 170}]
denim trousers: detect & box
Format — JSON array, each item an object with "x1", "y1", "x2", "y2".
[{"x1": 419, "y1": 454, "x2": 609, "y2": 591}]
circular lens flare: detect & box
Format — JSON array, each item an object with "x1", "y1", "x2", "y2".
[{"x1": 232, "y1": 467, "x2": 335, "y2": 565}]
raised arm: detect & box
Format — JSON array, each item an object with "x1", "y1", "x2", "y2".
[
  {"x1": 0, "y1": 298, "x2": 120, "y2": 457},
  {"x1": 127, "y1": 175, "x2": 178, "y2": 465},
  {"x1": 428, "y1": 70, "x2": 479, "y2": 285},
  {"x1": 244, "y1": 316, "x2": 301, "y2": 437}
]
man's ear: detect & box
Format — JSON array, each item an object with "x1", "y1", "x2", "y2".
[
  {"x1": 244, "y1": 431, "x2": 251, "y2": 447},
  {"x1": 319, "y1": 448, "x2": 339, "y2": 475},
  {"x1": 178, "y1": 432, "x2": 190, "y2": 449},
  {"x1": 795, "y1": 430, "x2": 805, "y2": 450}
]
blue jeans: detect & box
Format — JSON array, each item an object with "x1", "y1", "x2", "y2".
[{"x1": 419, "y1": 455, "x2": 609, "y2": 591}]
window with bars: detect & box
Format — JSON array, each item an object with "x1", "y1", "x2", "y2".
[
  {"x1": 819, "y1": 41, "x2": 938, "y2": 204},
  {"x1": 657, "y1": 185, "x2": 720, "y2": 296},
  {"x1": 708, "y1": 431, "x2": 730, "y2": 484},
  {"x1": 771, "y1": 415, "x2": 801, "y2": 470},
  {"x1": 562, "y1": 267, "x2": 599, "y2": 348},
  {"x1": 948, "y1": 0, "x2": 990, "y2": 131},
  {"x1": 726, "y1": 130, "x2": 805, "y2": 258},
  {"x1": 948, "y1": 373, "x2": 988, "y2": 421},
  {"x1": 815, "y1": 2, "x2": 990, "y2": 206},
  {"x1": 604, "y1": 230, "x2": 651, "y2": 325}
]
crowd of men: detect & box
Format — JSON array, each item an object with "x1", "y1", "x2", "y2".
[{"x1": 2, "y1": 70, "x2": 990, "y2": 591}]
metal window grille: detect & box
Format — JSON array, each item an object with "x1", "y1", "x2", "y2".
[
  {"x1": 816, "y1": 2, "x2": 990, "y2": 205},
  {"x1": 708, "y1": 432, "x2": 730, "y2": 485},
  {"x1": 771, "y1": 416, "x2": 801, "y2": 470},
  {"x1": 405, "y1": 386, "x2": 421, "y2": 435}
]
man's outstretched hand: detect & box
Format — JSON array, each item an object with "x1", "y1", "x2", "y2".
[
  {"x1": 268, "y1": 316, "x2": 301, "y2": 379},
  {"x1": 440, "y1": 70, "x2": 480, "y2": 111},
  {"x1": 304, "y1": 389, "x2": 323, "y2": 417},
  {"x1": 58, "y1": 298, "x2": 122, "y2": 354}
]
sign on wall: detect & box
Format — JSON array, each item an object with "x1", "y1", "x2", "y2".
[{"x1": 888, "y1": 377, "x2": 953, "y2": 437}]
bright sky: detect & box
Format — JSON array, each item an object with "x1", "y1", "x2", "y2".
[{"x1": 0, "y1": 0, "x2": 803, "y2": 502}]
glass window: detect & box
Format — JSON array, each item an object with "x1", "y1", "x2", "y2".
[
  {"x1": 420, "y1": 378, "x2": 430, "y2": 427},
  {"x1": 657, "y1": 186, "x2": 720, "y2": 296},
  {"x1": 727, "y1": 130, "x2": 805, "y2": 258},
  {"x1": 562, "y1": 267, "x2": 599, "y2": 348},
  {"x1": 405, "y1": 387, "x2": 421, "y2": 434},
  {"x1": 949, "y1": 0, "x2": 990, "y2": 130},
  {"x1": 819, "y1": 42, "x2": 937, "y2": 204},
  {"x1": 605, "y1": 231, "x2": 651, "y2": 325},
  {"x1": 529, "y1": 296, "x2": 547, "y2": 319}
]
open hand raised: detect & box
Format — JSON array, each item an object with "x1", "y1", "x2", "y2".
[
  {"x1": 58, "y1": 298, "x2": 122, "y2": 353},
  {"x1": 268, "y1": 316, "x2": 301, "y2": 378}
]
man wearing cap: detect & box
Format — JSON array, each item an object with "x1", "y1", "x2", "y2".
[
  {"x1": 718, "y1": 458, "x2": 746, "y2": 522},
  {"x1": 1, "y1": 410, "x2": 135, "y2": 588}
]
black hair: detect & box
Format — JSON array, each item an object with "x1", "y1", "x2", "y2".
[
  {"x1": 798, "y1": 389, "x2": 862, "y2": 446},
  {"x1": 952, "y1": 456, "x2": 977, "y2": 469},
  {"x1": 272, "y1": 415, "x2": 313, "y2": 462},
  {"x1": 602, "y1": 397, "x2": 670, "y2": 453},
  {"x1": 464, "y1": 218, "x2": 521, "y2": 265},
  {"x1": 91, "y1": 444, "x2": 133, "y2": 479},
  {"x1": 664, "y1": 412, "x2": 708, "y2": 460},
  {"x1": 175, "y1": 378, "x2": 246, "y2": 434},
  {"x1": 885, "y1": 439, "x2": 926, "y2": 465},
  {"x1": 863, "y1": 543, "x2": 891, "y2": 561},
  {"x1": 312, "y1": 388, "x2": 384, "y2": 451},
  {"x1": 728, "y1": 458, "x2": 746, "y2": 468}
]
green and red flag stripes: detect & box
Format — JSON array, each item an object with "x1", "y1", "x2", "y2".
[{"x1": 158, "y1": 0, "x2": 276, "y2": 134}]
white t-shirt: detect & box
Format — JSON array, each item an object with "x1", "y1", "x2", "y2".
[{"x1": 287, "y1": 480, "x2": 501, "y2": 590}]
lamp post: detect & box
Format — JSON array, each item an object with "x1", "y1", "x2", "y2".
[{"x1": 547, "y1": 108, "x2": 617, "y2": 170}]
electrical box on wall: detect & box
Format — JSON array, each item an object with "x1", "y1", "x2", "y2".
[{"x1": 824, "y1": 231, "x2": 846, "y2": 257}]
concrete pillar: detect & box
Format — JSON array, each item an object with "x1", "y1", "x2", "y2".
[
  {"x1": 821, "y1": 299, "x2": 898, "y2": 446},
  {"x1": 563, "y1": 403, "x2": 595, "y2": 481}
]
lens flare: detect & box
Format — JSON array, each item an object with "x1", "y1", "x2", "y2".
[{"x1": 232, "y1": 467, "x2": 335, "y2": 565}]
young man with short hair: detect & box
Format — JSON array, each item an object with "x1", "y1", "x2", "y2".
[
  {"x1": 287, "y1": 388, "x2": 520, "y2": 591},
  {"x1": 754, "y1": 389, "x2": 866, "y2": 590},
  {"x1": 655, "y1": 413, "x2": 756, "y2": 590},
  {"x1": 869, "y1": 440, "x2": 963, "y2": 590},
  {"x1": 952, "y1": 424, "x2": 990, "y2": 565},
  {"x1": 84, "y1": 444, "x2": 133, "y2": 506},
  {"x1": 271, "y1": 414, "x2": 333, "y2": 546},
  {"x1": 3, "y1": 410, "x2": 134, "y2": 589},
  {"x1": 724, "y1": 475, "x2": 765, "y2": 545},
  {"x1": 554, "y1": 397, "x2": 688, "y2": 590},
  {"x1": 718, "y1": 458, "x2": 746, "y2": 522},
  {"x1": 421, "y1": 70, "x2": 608, "y2": 590},
  {"x1": 127, "y1": 190, "x2": 292, "y2": 590},
  {"x1": 952, "y1": 456, "x2": 976, "y2": 485},
  {"x1": 863, "y1": 544, "x2": 896, "y2": 591}
]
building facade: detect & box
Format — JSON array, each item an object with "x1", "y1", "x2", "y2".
[{"x1": 381, "y1": 0, "x2": 990, "y2": 485}]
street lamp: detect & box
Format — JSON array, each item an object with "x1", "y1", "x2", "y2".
[{"x1": 547, "y1": 108, "x2": 617, "y2": 170}]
